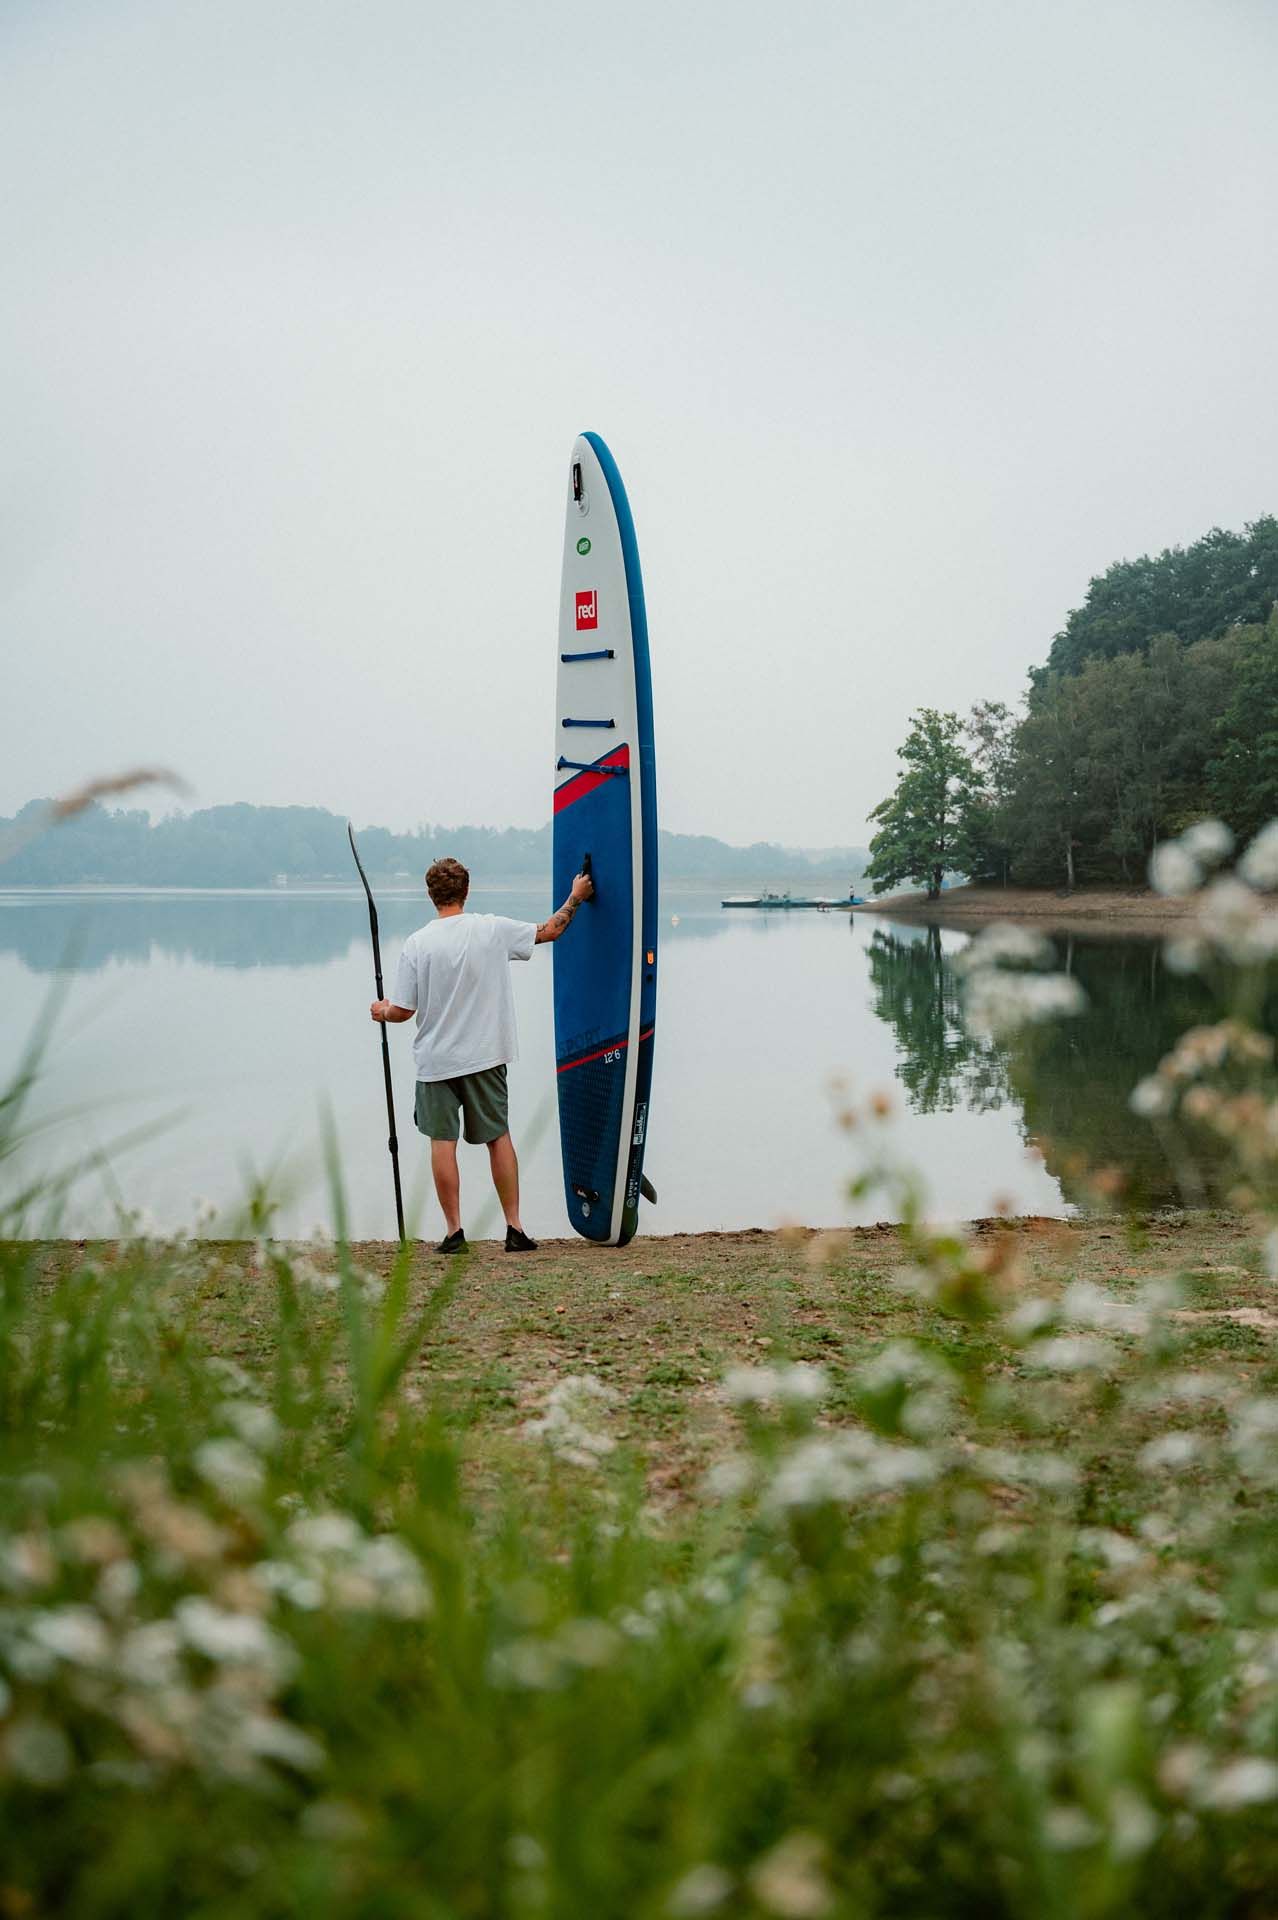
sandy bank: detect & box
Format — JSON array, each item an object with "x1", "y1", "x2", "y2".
[{"x1": 864, "y1": 883, "x2": 1192, "y2": 933}]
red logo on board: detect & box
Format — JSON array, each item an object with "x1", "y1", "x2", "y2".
[{"x1": 575, "y1": 590, "x2": 598, "y2": 630}]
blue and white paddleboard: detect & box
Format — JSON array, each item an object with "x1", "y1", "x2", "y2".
[{"x1": 552, "y1": 433, "x2": 657, "y2": 1246}]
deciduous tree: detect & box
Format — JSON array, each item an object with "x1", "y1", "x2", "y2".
[{"x1": 865, "y1": 710, "x2": 977, "y2": 900}]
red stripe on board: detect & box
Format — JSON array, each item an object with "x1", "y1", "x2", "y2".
[
  {"x1": 553, "y1": 743, "x2": 630, "y2": 814},
  {"x1": 557, "y1": 1023, "x2": 655, "y2": 1075},
  {"x1": 557, "y1": 1036, "x2": 627, "y2": 1074}
]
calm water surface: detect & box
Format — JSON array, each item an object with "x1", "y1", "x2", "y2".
[{"x1": 0, "y1": 889, "x2": 1208, "y2": 1240}]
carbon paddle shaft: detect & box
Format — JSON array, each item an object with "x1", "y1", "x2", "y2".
[{"x1": 347, "y1": 824, "x2": 406, "y2": 1242}]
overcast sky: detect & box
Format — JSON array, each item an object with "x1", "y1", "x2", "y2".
[{"x1": 3, "y1": 0, "x2": 1276, "y2": 848}]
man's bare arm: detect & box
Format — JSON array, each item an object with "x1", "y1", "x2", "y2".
[
  {"x1": 370, "y1": 1001, "x2": 415, "y2": 1023},
  {"x1": 536, "y1": 871, "x2": 594, "y2": 944}
]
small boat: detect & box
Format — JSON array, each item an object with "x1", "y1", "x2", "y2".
[{"x1": 721, "y1": 887, "x2": 865, "y2": 910}]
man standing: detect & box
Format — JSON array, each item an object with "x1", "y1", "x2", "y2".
[{"x1": 370, "y1": 856, "x2": 593, "y2": 1253}]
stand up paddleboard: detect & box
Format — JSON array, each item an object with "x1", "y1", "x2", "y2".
[{"x1": 552, "y1": 433, "x2": 657, "y2": 1246}]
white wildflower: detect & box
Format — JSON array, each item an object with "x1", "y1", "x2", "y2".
[
  {"x1": 1110, "y1": 1788, "x2": 1157, "y2": 1859},
  {"x1": 205, "y1": 1357, "x2": 256, "y2": 1396},
  {"x1": 616, "y1": 1609, "x2": 659, "y2": 1641},
  {"x1": 1230, "y1": 1398, "x2": 1278, "y2": 1482},
  {"x1": 1043, "y1": 1803, "x2": 1101, "y2": 1851},
  {"x1": 175, "y1": 1597, "x2": 296, "y2": 1679},
  {"x1": 857, "y1": 1342, "x2": 954, "y2": 1436},
  {"x1": 1024, "y1": 1335, "x2": 1116, "y2": 1373},
  {"x1": 287, "y1": 1513, "x2": 362, "y2": 1556},
  {"x1": 1199, "y1": 1756, "x2": 1278, "y2": 1810},
  {"x1": 556, "y1": 1618, "x2": 621, "y2": 1668},
  {"x1": 667, "y1": 1864, "x2": 734, "y2": 1915},
  {"x1": 293, "y1": 1257, "x2": 339, "y2": 1295},
  {"x1": 1130, "y1": 1076, "x2": 1174, "y2": 1119},
  {"x1": 965, "y1": 970, "x2": 1085, "y2": 1040},
  {"x1": 60, "y1": 1516, "x2": 128, "y2": 1566},
  {"x1": 765, "y1": 1433, "x2": 937, "y2": 1512},
  {"x1": 748, "y1": 1831, "x2": 832, "y2": 1918},
  {"x1": 28, "y1": 1604, "x2": 111, "y2": 1668},
  {"x1": 703, "y1": 1454, "x2": 754, "y2": 1500},
  {"x1": 506, "y1": 1833, "x2": 546, "y2": 1872},
  {"x1": 237, "y1": 1711, "x2": 325, "y2": 1773},
  {"x1": 955, "y1": 924, "x2": 1053, "y2": 972},
  {"x1": 1158, "y1": 1370, "x2": 1232, "y2": 1406},
  {"x1": 1150, "y1": 842, "x2": 1202, "y2": 897},
  {"x1": 118, "y1": 1619, "x2": 183, "y2": 1689},
  {"x1": 96, "y1": 1560, "x2": 141, "y2": 1617},
  {"x1": 1139, "y1": 1432, "x2": 1203, "y2": 1473},
  {"x1": 723, "y1": 1363, "x2": 828, "y2": 1407},
  {"x1": 0, "y1": 1532, "x2": 56, "y2": 1592},
  {"x1": 4, "y1": 1718, "x2": 73, "y2": 1787},
  {"x1": 524, "y1": 1376, "x2": 618, "y2": 1468},
  {"x1": 1239, "y1": 821, "x2": 1278, "y2": 892},
  {"x1": 193, "y1": 1438, "x2": 265, "y2": 1503},
  {"x1": 279, "y1": 1513, "x2": 431, "y2": 1618},
  {"x1": 1197, "y1": 877, "x2": 1261, "y2": 956},
  {"x1": 1180, "y1": 820, "x2": 1234, "y2": 866},
  {"x1": 255, "y1": 1561, "x2": 324, "y2": 1610},
  {"x1": 489, "y1": 1637, "x2": 563, "y2": 1691},
  {"x1": 970, "y1": 1447, "x2": 1078, "y2": 1492},
  {"x1": 1076, "y1": 1529, "x2": 1144, "y2": 1571},
  {"x1": 1003, "y1": 1296, "x2": 1057, "y2": 1340},
  {"x1": 1060, "y1": 1280, "x2": 1149, "y2": 1336},
  {"x1": 218, "y1": 1400, "x2": 280, "y2": 1453},
  {"x1": 1163, "y1": 935, "x2": 1207, "y2": 975}
]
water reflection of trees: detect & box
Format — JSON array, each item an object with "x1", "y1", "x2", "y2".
[
  {"x1": 1008, "y1": 936, "x2": 1222, "y2": 1207},
  {"x1": 866, "y1": 926, "x2": 1009, "y2": 1113},
  {"x1": 868, "y1": 920, "x2": 1231, "y2": 1208}
]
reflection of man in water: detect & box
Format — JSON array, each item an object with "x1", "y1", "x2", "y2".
[{"x1": 370, "y1": 856, "x2": 593, "y2": 1254}]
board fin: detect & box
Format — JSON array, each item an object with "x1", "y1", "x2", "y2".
[{"x1": 639, "y1": 1174, "x2": 657, "y2": 1204}]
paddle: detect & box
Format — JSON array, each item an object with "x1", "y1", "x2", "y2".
[{"x1": 347, "y1": 823, "x2": 406, "y2": 1242}]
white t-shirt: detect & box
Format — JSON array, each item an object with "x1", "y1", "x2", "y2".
[{"x1": 392, "y1": 913, "x2": 538, "y2": 1082}]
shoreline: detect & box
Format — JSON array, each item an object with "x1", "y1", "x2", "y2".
[
  {"x1": 27, "y1": 1212, "x2": 1239, "y2": 1259},
  {"x1": 865, "y1": 882, "x2": 1192, "y2": 934}
]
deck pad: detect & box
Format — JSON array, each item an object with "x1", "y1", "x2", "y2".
[{"x1": 552, "y1": 434, "x2": 656, "y2": 1245}]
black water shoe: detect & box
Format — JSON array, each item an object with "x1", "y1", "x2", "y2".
[
  {"x1": 504, "y1": 1227, "x2": 538, "y2": 1253},
  {"x1": 435, "y1": 1229, "x2": 468, "y2": 1255}
]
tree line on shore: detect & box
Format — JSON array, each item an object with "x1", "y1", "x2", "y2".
[
  {"x1": 866, "y1": 516, "x2": 1278, "y2": 897},
  {"x1": 0, "y1": 798, "x2": 868, "y2": 889}
]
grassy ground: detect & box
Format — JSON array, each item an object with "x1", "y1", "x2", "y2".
[{"x1": 37, "y1": 1212, "x2": 1273, "y2": 1512}]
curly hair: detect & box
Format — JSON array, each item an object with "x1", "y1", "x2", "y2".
[{"x1": 425, "y1": 857, "x2": 470, "y2": 908}]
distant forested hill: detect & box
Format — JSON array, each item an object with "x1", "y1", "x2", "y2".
[{"x1": 0, "y1": 800, "x2": 867, "y2": 889}]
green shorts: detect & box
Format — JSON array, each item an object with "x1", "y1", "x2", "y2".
[{"x1": 414, "y1": 1066, "x2": 509, "y2": 1144}]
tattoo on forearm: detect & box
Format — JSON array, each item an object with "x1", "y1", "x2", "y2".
[{"x1": 537, "y1": 893, "x2": 579, "y2": 941}]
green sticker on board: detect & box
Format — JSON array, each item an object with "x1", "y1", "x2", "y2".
[{"x1": 576, "y1": 537, "x2": 591, "y2": 556}]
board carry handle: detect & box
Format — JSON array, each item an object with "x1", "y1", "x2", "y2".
[
  {"x1": 557, "y1": 757, "x2": 627, "y2": 775},
  {"x1": 581, "y1": 851, "x2": 594, "y2": 902}
]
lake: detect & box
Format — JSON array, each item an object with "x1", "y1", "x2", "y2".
[{"x1": 0, "y1": 888, "x2": 1210, "y2": 1240}]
